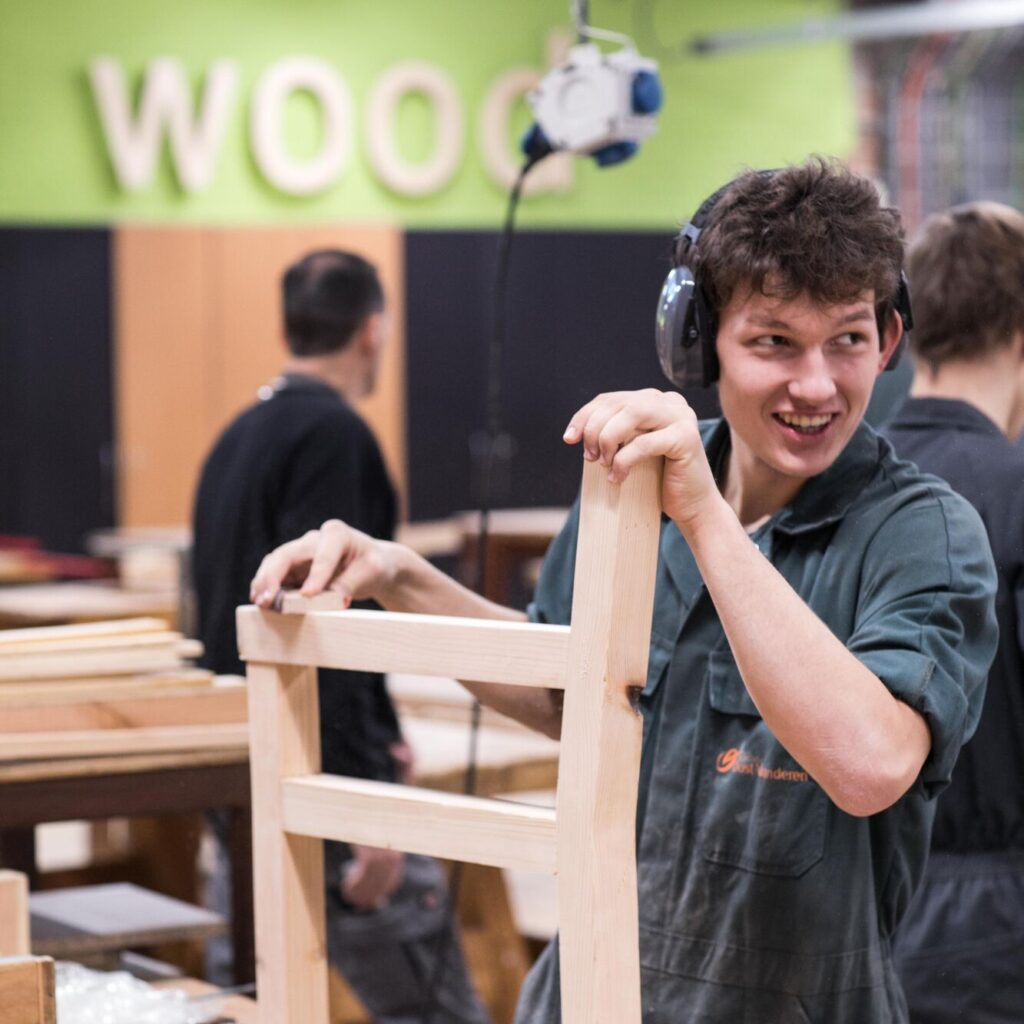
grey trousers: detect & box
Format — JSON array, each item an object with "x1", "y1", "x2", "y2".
[{"x1": 325, "y1": 848, "x2": 492, "y2": 1024}]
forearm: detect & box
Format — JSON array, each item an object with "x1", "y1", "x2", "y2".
[
  {"x1": 681, "y1": 497, "x2": 930, "y2": 816},
  {"x1": 381, "y1": 544, "x2": 563, "y2": 737}
]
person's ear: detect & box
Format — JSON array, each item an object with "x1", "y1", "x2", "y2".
[
  {"x1": 357, "y1": 312, "x2": 385, "y2": 356},
  {"x1": 877, "y1": 307, "x2": 904, "y2": 373}
]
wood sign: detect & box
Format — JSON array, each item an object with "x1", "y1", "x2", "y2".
[{"x1": 237, "y1": 458, "x2": 662, "y2": 1024}]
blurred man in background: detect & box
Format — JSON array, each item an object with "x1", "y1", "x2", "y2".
[
  {"x1": 886, "y1": 202, "x2": 1024, "y2": 1023},
  {"x1": 192, "y1": 249, "x2": 489, "y2": 1023}
]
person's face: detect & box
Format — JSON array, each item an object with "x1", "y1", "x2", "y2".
[{"x1": 715, "y1": 283, "x2": 901, "y2": 486}]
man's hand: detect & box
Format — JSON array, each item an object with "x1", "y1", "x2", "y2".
[
  {"x1": 388, "y1": 739, "x2": 415, "y2": 785},
  {"x1": 341, "y1": 844, "x2": 405, "y2": 910},
  {"x1": 563, "y1": 389, "x2": 720, "y2": 529},
  {"x1": 250, "y1": 519, "x2": 402, "y2": 609}
]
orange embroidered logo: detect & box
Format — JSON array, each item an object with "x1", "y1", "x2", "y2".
[{"x1": 714, "y1": 747, "x2": 809, "y2": 783}]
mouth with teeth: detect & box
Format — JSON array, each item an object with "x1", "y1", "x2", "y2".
[{"x1": 773, "y1": 411, "x2": 838, "y2": 436}]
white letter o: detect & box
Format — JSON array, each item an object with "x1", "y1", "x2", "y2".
[
  {"x1": 366, "y1": 62, "x2": 463, "y2": 197},
  {"x1": 250, "y1": 56, "x2": 353, "y2": 195}
]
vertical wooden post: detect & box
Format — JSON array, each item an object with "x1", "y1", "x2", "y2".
[
  {"x1": 246, "y1": 662, "x2": 328, "y2": 1024},
  {"x1": 0, "y1": 870, "x2": 30, "y2": 957},
  {"x1": 556, "y1": 458, "x2": 662, "y2": 1024},
  {"x1": 0, "y1": 957, "x2": 56, "y2": 1024}
]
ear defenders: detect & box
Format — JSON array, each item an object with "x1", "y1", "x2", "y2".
[{"x1": 655, "y1": 181, "x2": 915, "y2": 389}]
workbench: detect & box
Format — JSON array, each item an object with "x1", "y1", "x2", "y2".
[
  {"x1": 0, "y1": 683, "x2": 558, "y2": 1000},
  {"x1": 0, "y1": 747, "x2": 254, "y2": 983}
]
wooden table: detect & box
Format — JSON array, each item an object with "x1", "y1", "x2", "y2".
[
  {"x1": 0, "y1": 682, "x2": 558, "y2": 999},
  {"x1": 0, "y1": 748, "x2": 254, "y2": 984},
  {"x1": 156, "y1": 977, "x2": 258, "y2": 1024},
  {"x1": 457, "y1": 507, "x2": 568, "y2": 604}
]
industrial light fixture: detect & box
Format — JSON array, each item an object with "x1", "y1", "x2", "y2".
[{"x1": 691, "y1": 0, "x2": 1024, "y2": 54}]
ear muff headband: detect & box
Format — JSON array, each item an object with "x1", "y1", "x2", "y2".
[{"x1": 655, "y1": 181, "x2": 914, "y2": 388}]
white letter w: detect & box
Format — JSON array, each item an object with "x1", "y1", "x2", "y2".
[{"x1": 88, "y1": 57, "x2": 238, "y2": 192}]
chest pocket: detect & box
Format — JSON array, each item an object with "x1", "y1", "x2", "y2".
[{"x1": 696, "y1": 650, "x2": 829, "y2": 878}]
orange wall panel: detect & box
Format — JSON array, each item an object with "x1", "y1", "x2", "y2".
[{"x1": 114, "y1": 226, "x2": 406, "y2": 528}]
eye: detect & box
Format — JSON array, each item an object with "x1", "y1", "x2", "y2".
[
  {"x1": 751, "y1": 334, "x2": 789, "y2": 348},
  {"x1": 832, "y1": 332, "x2": 867, "y2": 347}
]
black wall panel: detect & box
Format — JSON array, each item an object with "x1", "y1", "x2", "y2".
[
  {"x1": 0, "y1": 228, "x2": 115, "y2": 553},
  {"x1": 405, "y1": 230, "x2": 721, "y2": 521}
]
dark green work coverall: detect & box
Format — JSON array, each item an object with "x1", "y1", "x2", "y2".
[{"x1": 514, "y1": 419, "x2": 998, "y2": 1024}]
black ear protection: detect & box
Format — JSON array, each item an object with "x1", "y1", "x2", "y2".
[{"x1": 654, "y1": 178, "x2": 914, "y2": 389}]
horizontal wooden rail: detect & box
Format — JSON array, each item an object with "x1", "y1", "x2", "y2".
[
  {"x1": 237, "y1": 607, "x2": 569, "y2": 688},
  {"x1": 281, "y1": 775, "x2": 558, "y2": 875}
]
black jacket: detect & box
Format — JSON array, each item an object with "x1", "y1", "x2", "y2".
[
  {"x1": 192, "y1": 373, "x2": 401, "y2": 781},
  {"x1": 885, "y1": 397, "x2": 1024, "y2": 852}
]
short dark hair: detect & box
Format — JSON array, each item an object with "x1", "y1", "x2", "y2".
[
  {"x1": 282, "y1": 250, "x2": 384, "y2": 357},
  {"x1": 907, "y1": 201, "x2": 1024, "y2": 370},
  {"x1": 676, "y1": 157, "x2": 905, "y2": 335}
]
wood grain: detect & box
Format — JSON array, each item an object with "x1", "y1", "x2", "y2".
[
  {"x1": 2, "y1": 724, "x2": 248, "y2": 761},
  {"x1": 0, "y1": 872, "x2": 29, "y2": 958},
  {"x1": 0, "y1": 957, "x2": 55, "y2": 1024},
  {"x1": 0, "y1": 684, "x2": 246, "y2": 734},
  {"x1": 0, "y1": 618, "x2": 168, "y2": 648},
  {"x1": 246, "y1": 663, "x2": 328, "y2": 1024},
  {"x1": 282, "y1": 775, "x2": 557, "y2": 874},
  {"x1": 236, "y1": 607, "x2": 569, "y2": 687},
  {"x1": 555, "y1": 459, "x2": 661, "y2": 1024}
]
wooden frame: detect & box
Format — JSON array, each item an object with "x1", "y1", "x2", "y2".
[
  {"x1": 0, "y1": 871, "x2": 55, "y2": 1024},
  {"x1": 238, "y1": 458, "x2": 662, "y2": 1024}
]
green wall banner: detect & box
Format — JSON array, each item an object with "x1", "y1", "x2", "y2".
[{"x1": 0, "y1": 0, "x2": 853, "y2": 226}]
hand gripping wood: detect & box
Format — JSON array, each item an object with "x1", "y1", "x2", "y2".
[{"x1": 237, "y1": 458, "x2": 663, "y2": 1024}]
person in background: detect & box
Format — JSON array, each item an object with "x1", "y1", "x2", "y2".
[
  {"x1": 192, "y1": 249, "x2": 490, "y2": 1024},
  {"x1": 885, "y1": 202, "x2": 1024, "y2": 1024},
  {"x1": 250, "y1": 162, "x2": 998, "y2": 1022}
]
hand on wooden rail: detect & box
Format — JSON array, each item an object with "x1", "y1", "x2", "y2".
[
  {"x1": 563, "y1": 388, "x2": 718, "y2": 531},
  {"x1": 250, "y1": 520, "x2": 402, "y2": 610}
]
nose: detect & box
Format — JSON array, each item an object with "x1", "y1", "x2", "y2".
[{"x1": 788, "y1": 350, "x2": 837, "y2": 406}]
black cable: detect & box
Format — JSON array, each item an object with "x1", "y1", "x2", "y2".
[
  {"x1": 422, "y1": 156, "x2": 540, "y2": 1024},
  {"x1": 575, "y1": 0, "x2": 591, "y2": 44}
]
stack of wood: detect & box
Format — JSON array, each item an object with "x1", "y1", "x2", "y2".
[{"x1": 0, "y1": 618, "x2": 247, "y2": 762}]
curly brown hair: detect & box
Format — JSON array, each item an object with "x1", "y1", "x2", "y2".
[
  {"x1": 675, "y1": 157, "x2": 905, "y2": 334},
  {"x1": 907, "y1": 201, "x2": 1024, "y2": 370}
]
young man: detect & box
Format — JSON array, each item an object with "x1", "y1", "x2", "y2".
[
  {"x1": 884, "y1": 202, "x2": 1024, "y2": 1023},
  {"x1": 250, "y1": 163, "x2": 998, "y2": 1022},
  {"x1": 192, "y1": 250, "x2": 490, "y2": 1023}
]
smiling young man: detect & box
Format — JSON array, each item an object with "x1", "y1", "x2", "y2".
[{"x1": 249, "y1": 160, "x2": 998, "y2": 1023}]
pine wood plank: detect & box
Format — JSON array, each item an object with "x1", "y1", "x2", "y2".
[
  {"x1": 0, "y1": 671, "x2": 214, "y2": 704},
  {"x1": 236, "y1": 607, "x2": 569, "y2": 687},
  {"x1": 1, "y1": 724, "x2": 249, "y2": 761},
  {"x1": 0, "y1": 618, "x2": 168, "y2": 648},
  {"x1": 0, "y1": 748, "x2": 246, "y2": 785},
  {"x1": 556, "y1": 459, "x2": 661, "y2": 1024},
  {"x1": 282, "y1": 775, "x2": 558, "y2": 874},
  {"x1": 0, "y1": 957, "x2": 56, "y2": 1024},
  {"x1": 0, "y1": 684, "x2": 246, "y2": 733},
  {"x1": 0, "y1": 642, "x2": 201, "y2": 682},
  {"x1": 0, "y1": 871, "x2": 29, "y2": 958},
  {"x1": 247, "y1": 663, "x2": 328, "y2": 1024},
  {"x1": 0, "y1": 631, "x2": 184, "y2": 656}
]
